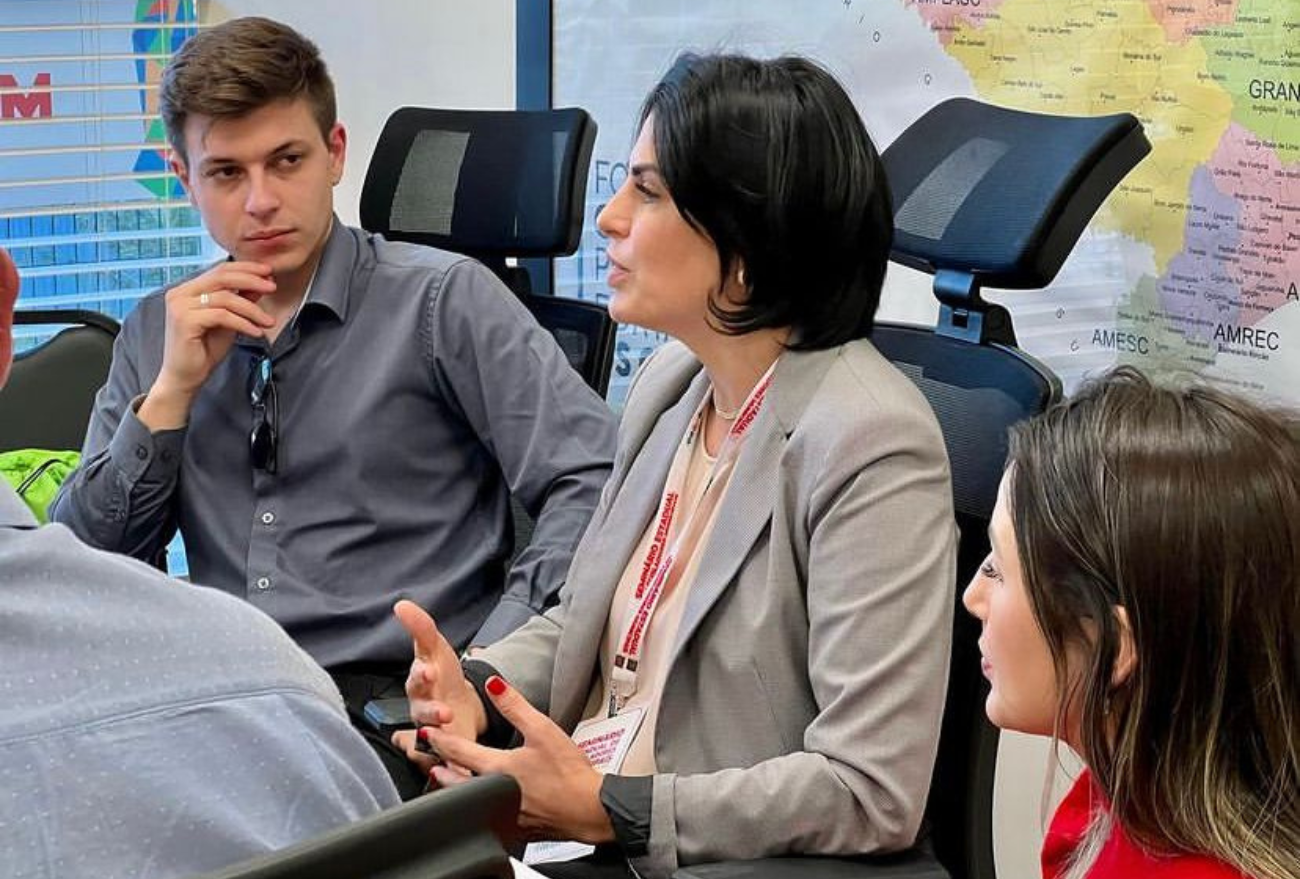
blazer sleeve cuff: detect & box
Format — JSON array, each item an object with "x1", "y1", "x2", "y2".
[
  {"x1": 600, "y1": 774, "x2": 652, "y2": 858},
  {"x1": 461, "y1": 658, "x2": 518, "y2": 748}
]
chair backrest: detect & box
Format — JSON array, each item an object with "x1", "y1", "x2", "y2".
[
  {"x1": 507, "y1": 295, "x2": 615, "y2": 573},
  {"x1": 360, "y1": 106, "x2": 597, "y2": 297},
  {"x1": 192, "y1": 773, "x2": 521, "y2": 879},
  {"x1": 0, "y1": 309, "x2": 119, "y2": 453},
  {"x1": 877, "y1": 97, "x2": 1151, "y2": 879},
  {"x1": 360, "y1": 106, "x2": 612, "y2": 614},
  {"x1": 874, "y1": 329, "x2": 1057, "y2": 879},
  {"x1": 522, "y1": 293, "x2": 617, "y2": 397}
]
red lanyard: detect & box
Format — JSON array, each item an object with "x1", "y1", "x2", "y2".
[{"x1": 608, "y1": 362, "x2": 777, "y2": 716}]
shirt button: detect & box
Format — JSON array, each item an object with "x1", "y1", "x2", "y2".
[
  {"x1": 255, "y1": 576, "x2": 271, "y2": 590},
  {"x1": 261, "y1": 511, "x2": 276, "y2": 525},
  {"x1": 135, "y1": 445, "x2": 148, "y2": 460}
]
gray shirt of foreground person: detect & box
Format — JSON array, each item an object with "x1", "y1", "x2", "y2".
[
  {"x1": 50, "y1": 221, "x2": 617, "y2": 667},
  {"x1": 0, "y1": 482, "x2": 399, "y2": 879}
]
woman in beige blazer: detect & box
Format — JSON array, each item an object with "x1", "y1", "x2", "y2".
[{"x1": 394, "y1": 53, "x2": 957, "y2": 879}]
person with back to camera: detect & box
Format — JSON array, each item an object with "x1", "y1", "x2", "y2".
[
  {"x1": 0, "y1": 246, "x2": 399, "y2": 877},
  {"x1": 390, "y1": 53, "x2": 959, "y2": 878},
  {"x1": 964, "y1": 366, "x2": 1300, "y2": 879},
  {"x1": 48, "y1": 16, "x2": 617, "y2": 797}
]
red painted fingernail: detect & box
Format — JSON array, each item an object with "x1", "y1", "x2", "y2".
[
  {"x1": 417, "y1": 727, "x2": 430, "y2": 742},
  {"x1": 485, "y1": 675, "x2": 507, "y2": 697}
]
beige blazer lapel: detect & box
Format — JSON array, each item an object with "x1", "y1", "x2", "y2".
[
  {"x1": 550, "y1": 359, "x2": 711, "y2": 727},
  {"x1": 669, "y1": 347, "x2": 841, "y2": 663},
  {"x1": 587, "y1": 348, "x2": 707, "y2": 532}
]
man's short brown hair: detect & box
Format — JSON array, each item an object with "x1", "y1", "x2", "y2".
[{"x1": 161, "y1": 16, "x2": 337, "y2": 164}]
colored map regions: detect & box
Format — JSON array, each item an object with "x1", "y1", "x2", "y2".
[
  {"x1": 1198, "y1": 0, "x2": 1300, "y2": 162},
  {"x1": 906, "y1": 0, "x2": 1007, "y2": 43},
  {"x1": 919, "y1": 0, "x2": 1298, "y2": 403},
  {"x1": 1143, "y1": 122, "x2": 1299, "y2": 369},
  {"x1": 1126, "y1": 2, "x2": 1299, "y2": 381},
  {"x1": 937, "y1": 0, "x2": 1234, "y2": 272},
  {"x1": 1145, "y1": 0, "x2": 1239, "y2": 42},
  {"x1": 1202, "y1": 124, "x2": 1298, "y2": 325},
  {"x1": 1154, "y1": 160, "x2": 1242, "y2": 352}
]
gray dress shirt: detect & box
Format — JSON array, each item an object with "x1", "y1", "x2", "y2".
[
  {"x1": 0, "y1": 483, "x2": 399, "y2": 879},
  {"x1": 50, "y1": 220, "x2": 617, "y2": 668}
]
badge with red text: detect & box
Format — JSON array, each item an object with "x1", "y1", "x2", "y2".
[
  {"x1": 522, "y1": 707, "x2": 647, "y2": 865},
  {"x1": 572, "y1": 705, "x2": 646, "y2": 773}
]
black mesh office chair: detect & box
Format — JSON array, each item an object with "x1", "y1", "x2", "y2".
[
  {"x1": 0, "y1": 309, "x2": 119, "y2": 453},
  {"x1": 521, "y1": 294, "x2": 616, "y2": 398},
  {"x1": 361, "y1": 106, "x2": 594, "y2": 297},
  {"x1": 360, "y1": 105, "x2": 615, "y2": 395},
  {"x1": 675, "y1": 99, "x2": 1150, "y2": 879},
  {"x1": 357, "y1": 106, "x2": 614, "y2": 740},
  {"x1": 874, "y1": 98, "x2": 1149, "y2": 879},
  {"x1": 191, "y1": 774, "x2": 521, "y2": 879}
]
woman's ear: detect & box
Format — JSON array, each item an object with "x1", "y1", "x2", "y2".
[
  {"x1": 1111, "y1": 605, "x2": 1137, "y2": 687},
  {"x1": 719, "y1": 259, "x2": 748, "y2": 304}
]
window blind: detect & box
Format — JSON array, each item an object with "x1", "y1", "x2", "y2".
[{"x1": 0, "y1": 0, "x2": 212, "y2": 348}]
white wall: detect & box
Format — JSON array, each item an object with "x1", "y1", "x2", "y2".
[
  {"x1": 206, "y1": 0, "x2": 516, "y2": 226},
  {"x1": 197, "y1": 4, "x2": 1063, "y2": 875},
  {"x1": 994, "y1": 733, "x2": 1083, "y2": 878}
]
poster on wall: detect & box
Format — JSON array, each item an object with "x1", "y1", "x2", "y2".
[
  {"x1": 0, "y1": 0, "x2": 209, "y2": 318},
  {"x1": 553, "y1": 0, "x2": 1299, "y2": 408},
  {"x1": 0, "y1": 0, "x2": 192, "y2": 212}
]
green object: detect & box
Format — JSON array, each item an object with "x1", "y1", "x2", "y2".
[{"x1": 0, "y1": 448, "x2": 80, "y2": 524}]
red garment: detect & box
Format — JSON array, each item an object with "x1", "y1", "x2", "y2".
[{"x1": 1041, "y1": 769, "x2": 1248, "y2": 879}]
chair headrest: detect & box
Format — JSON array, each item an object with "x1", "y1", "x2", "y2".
[
  {"x1": 883, "y1": 97, "x2": 1151, "y2": 289},
  {"x1": 360, "y1": 106, "x2": 597, "y2": 261}
]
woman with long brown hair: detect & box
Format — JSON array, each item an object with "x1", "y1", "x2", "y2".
[{"x1": 964, "y1": 366, "x2": 1299, "y2": 879}]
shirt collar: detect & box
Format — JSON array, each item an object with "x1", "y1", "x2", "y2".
[
  {"x1": 0, "y1": 482, "x2": 39, "y2": 529},
  {"x1": 233, "y1": 217, "x2": 356, "y2": 354},
  {"x1": 297, "y1": 216, "x2": 355, "y2": 324}
]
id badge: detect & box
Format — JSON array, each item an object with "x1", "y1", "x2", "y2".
[
  {"x1": 572, "y1": 705, "x2": 646, "y2": 774},
  {"x1": 522, "y1": 706, "x2": 647, "y2": 865}
]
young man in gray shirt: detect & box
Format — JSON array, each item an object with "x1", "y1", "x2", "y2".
[
  {"x1": 1, "y1": 247, "x2": 399, "y2": 877},
  {"x1": 50, "y1": 16, "x2": 617, "y2": 796}
]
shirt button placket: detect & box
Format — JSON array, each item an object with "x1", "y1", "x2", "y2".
[{"x1": 247, "y1": 476, "x2": 281, "y2": 601}]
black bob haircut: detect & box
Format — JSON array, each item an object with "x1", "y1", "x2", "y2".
[{"x1": 639, "y1": 53, "x2": 893, "y2": 349}]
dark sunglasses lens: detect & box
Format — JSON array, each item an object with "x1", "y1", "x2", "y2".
[
  {"x1": 250, "y1": 417, "x2": 276, "y2": 472},
  {"x1": 249, "y1": 356, "x2": 277, "y2": 472}
]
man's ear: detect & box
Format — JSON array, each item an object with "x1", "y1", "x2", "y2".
[
  {"x1": 327, "y1": 122, "x2": 347, "y2": 185},
  {"x1": 1111, "y1": 605, "x2": 1137, "y2": 687},
  {"x1": 169, "y1": 154, "x2": 195, "y2": 201}
]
